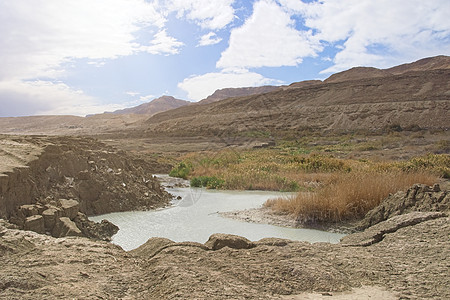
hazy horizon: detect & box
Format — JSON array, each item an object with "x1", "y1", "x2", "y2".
[{"x1": 1, "y1": 0, "x2": 449, "y2": 117}]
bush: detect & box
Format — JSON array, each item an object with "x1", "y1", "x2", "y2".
[
  {"x1": 399, "y1": 154, "x2": 450, "y2": 178},
  {"x1": 169, "y1": 162, "x2": 191, "y2": 179},
  {"x1": 190, "y1": 176, "x2": 225, "y2": 189},
  {"x1": 292, "y1": 154, "x2": 351, "y2": 172}
]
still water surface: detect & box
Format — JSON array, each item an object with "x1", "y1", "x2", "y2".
[{"x1": 90, "y1": 187, "x2": 346, "y2": 251}]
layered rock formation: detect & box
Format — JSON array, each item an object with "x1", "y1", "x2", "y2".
[
  {"x1": 0, "y1": 135, "x2": 171, "y2": 239},
  {"x1": 11, "y1": 199, "x2": 118, "y2": 240},
  {"x1": 357, "y1": 183, "x2": 449, "y2": 230}
]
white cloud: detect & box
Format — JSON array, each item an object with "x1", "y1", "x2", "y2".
[
  {"x1": 178, "y1": 69, "x2": 282, "y2": 101},
  {"x1": 142, "y1": 29, "x2": 184, "y2": 55},
  {"x1": 217, "y1": 0, "x2": 321, "y2": 69},
  {"x1": 198, "y1": 32, "x2": 223, "y2": 46},
  {"x1": 126, "y1": 91, "x2": 140, "y2": 97},
  {"x1": 288, "y1": 0, "x2": 450, "y2": 73},
  {"x1": 139, "y1": 94, "x2": 156, "y2": 102},
  {"x1": 0, "y1": 0, "x2": 188, "y2": 117},
  {"x1": 166, "y1": 0, "x2": 235, "y2": 30},
  {"x1": 0, "y1": 0, "x2": 167, "y2": 81},
  {"x1": 0, "y1": 80, "x2": 127, "y2": 117}
]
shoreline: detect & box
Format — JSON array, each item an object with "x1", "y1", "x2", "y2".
[{"x1": 220, "y1": 207, "x2": 358, "y2": 234}]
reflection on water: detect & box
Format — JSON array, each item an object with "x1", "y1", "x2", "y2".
[{"x1": 90, "y1": 187, "x2": 346, "y2": 251}]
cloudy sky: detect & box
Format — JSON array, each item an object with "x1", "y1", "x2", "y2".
[{"x1": 0, "y1": 0, "x2": 449, "y2": 117}]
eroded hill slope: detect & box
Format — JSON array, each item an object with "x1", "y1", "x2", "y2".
[{"x1": 142, "y1": 68, "x2": 450, "y2": 136}]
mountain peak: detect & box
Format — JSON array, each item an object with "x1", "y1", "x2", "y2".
[
  {"x1": 111, "y1": 96, "x2": 189, "y2": 115},
  {"x1": 324, "y1": 55, "x2": 450, "y2": 84}
]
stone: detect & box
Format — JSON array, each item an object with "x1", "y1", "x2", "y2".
[
  {"x1": 205, "y1": 233, "x2": 255, "y2": 250},
  {"x1": 19, "y1": 205, "x2": 39, "y2": 217},
  {"x1": 59, "y1": 199, "x2": 79, "y2": 220},
  {"x1": 73, "y1": 213, "x2": 119, "y2": 241},
  {"x1": 24, "y1": 215, "x2": 45, "y2": 234},
  {"x1": 42, "y1": 207, "x2": 62, "y2": 231},
  {"x1": 341, "y1": 211, "x2": 446, "y2": 246},
  {"x1": 53, "y1": 217, "x2": 82, "y2": 238}
]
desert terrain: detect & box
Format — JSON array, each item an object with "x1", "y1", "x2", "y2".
[{"x1": 0, "y1": 56, "x2": 449, "y2": 299}]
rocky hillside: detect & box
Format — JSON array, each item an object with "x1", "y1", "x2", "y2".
[
  {"x1": 141, "y1": 57, "x2": 450, "y2": 137},
  {"x1": 325, "y1": 55, "x2": 450, "y2": 83},
  {"x1": 0, "y1": 56, "x2": 448, "y2": 139},
  {"x1": 110, "y1": 95, "x2": 189, "y2": 115},
  {"x1": 198, "y1": 86, "x2": 280, "y2": 105},
  {"x1": 0, "y1": 135, "x2": 171, "y2": 239}
]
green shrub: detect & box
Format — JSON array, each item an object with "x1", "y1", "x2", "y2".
[
  {"x1": 292, "y1": 154, "x2": 351, "y2": 172},
  {"x1": 169, "y1": 162, "x2": 191, "y2": 179},
  {"x1": 400, "y1": 154, "x2": 450, "y2": 178},
  {"x1": 190, "y1": 176, "x2": 225, "y2": 189}
]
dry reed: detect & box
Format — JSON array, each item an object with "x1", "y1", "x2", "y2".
[{"x1": 264, "y1": 171, "x2": 439, "y2": 223}]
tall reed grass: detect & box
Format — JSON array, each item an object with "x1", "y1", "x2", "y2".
[{"x1": 264, "y1": 171, "x2": 439, "y2": 223}]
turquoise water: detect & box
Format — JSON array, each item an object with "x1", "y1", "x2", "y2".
[{"x1": 90, "y1": 187, "x2": 346, "y2": 251}]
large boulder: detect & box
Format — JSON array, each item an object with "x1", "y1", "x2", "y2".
[
  {"x1": 205, "y1": 233, "x2": 255, "y2": 250},
  {"x1": 59, "y1": 199, "x2": 80, "y2": 220},
  {"x1": 73, "y1": 212, "x2": 119, "y2": 241},
  {"x1": 18, "y1": 205, "x2": 39, "y2": 218},
  {"x1": 52, "y1": 217, "x2": 82, "y2": 237},
  {"x1": 42, "y1": 207, "x2": 63, "y2": 231},
  {"x1": 24, "y1": 215, "x2": 45, "y2": 234}
]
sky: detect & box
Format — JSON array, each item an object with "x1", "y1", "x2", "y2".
[{"x1": 0, "y1": 0, "x2": 449, "y2": 117}]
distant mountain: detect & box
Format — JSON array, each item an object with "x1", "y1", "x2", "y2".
[
  {"x1": 324, "y1": 67, "x2": 391, "y2": 83},
  {"x1": 285, "y1": 80, "x2": 323, "y2": 89},
  {"x1": 324, "y1": 55, "x2": 450, "y2": 84},
  {"x1": 387, "y1": 55, "x2": 450, "y2": 74},
  {"x1": 1, "y1": 56, "x2": 449, "y2": 137},
  {"x1": 198, "y1": 86, "x2": 281, "y2": 105},
  {"x1": 111, "y1": 96, "x2": 189, "y2": 115},
  {"x1": 142, "y1": 55, "x2": 450, "y2": 136}
]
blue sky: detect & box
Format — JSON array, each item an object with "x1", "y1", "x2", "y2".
[{"x1": 0, "y1": 0, "x2": 449, "y2": 117}]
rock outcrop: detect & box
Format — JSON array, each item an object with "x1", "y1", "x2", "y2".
[
  {"x1": 204, "y1": 233, "x2": 255, "y2": 250},
  {"x1": 0, "y1": 136, "x2": 171, "y2": 220},
  {"x1": 341, "y1": 211, "x2": 446, "y2": 246},
  {"x1": 10, "y1": 199, "x2": 118, "y2": 240},
  {"x1": 357, "y1": 183, "x2": 449, "y2": 230},
  {"x1": 0, "y1": 135, "x2": 171, "y2": 240}
]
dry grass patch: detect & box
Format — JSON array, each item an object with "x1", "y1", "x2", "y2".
[{"x1": 264, "y1": 171, "x2": 439, "y2": 223}]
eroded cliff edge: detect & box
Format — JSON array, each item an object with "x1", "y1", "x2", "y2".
[{"x1": 0, "y1": 135, "x2": 170, "y2": 239}]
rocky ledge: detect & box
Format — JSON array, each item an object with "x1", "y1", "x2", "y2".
[
  {"x1": 0, "y1": 211, "x2": 448, "y2": 299},
  {"x1": 0, "y1": 135, "x2": 172, "y2": 240},
  {"x1": 1, "y1": 182, "x2": 449, "y2": 299},
  {"x1": 10, "y1": 199, "x2": 118, "y2": 241}
]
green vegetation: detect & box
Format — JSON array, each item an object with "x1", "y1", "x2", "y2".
[
  {"x1": 168, "y1": 137, "x2": 448, "y2": 220},
  {"x1": 190, "y1": 176, "x2": 225, "y2": 189},
  {"x1": 169, "y1": 162, "x2": 191, "y2": 179}
]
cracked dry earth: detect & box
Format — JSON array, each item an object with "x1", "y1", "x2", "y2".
[{"x1": 1, "y1": 212, "x2": 449, "y2": 299}]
